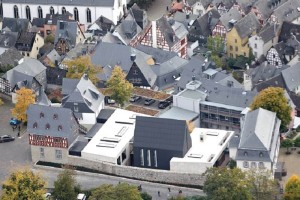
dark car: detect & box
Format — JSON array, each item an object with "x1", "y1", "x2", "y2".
[
  {"x1": 0, "y1": 135, "x2": 15, "y2": 143},
  {"x1": 144, "y1": 98, "x2": 155, "y2": 106},
  {"x1": 129, "y1": 95, "x2": 141, "y2": 102},
  {"x1": 158, "y1": 101, "x2": 171, "y2": 109},
  {"x1": 9, "y1": 118, "x2": 21, "y2": 126},
  {"x1": 166, "y1": 96, "x2": 173, "y2": 103}
]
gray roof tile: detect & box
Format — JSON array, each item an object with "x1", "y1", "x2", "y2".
[
  {"x1": 234, "y1": 12, "x2": 261, "y2": 39},
  {"x1": 2, "y1": 0, "x2": 115, "y2": 6},
  {"x1": 282, "y1": 62, "x2": 300, "y2": 92}
]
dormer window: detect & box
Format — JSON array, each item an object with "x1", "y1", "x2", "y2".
[
  {"x1": 40, "y1": 112, "x2": 44, "y2": 118},
  {"x1": 259, "y1": 152, "x2": 263, "y2": 157},
  {"x1": 33, "y1": 122, "x2": 38, "y2": 128},
  {"x1": 53, "y1": 114, "x2": 58, "y2": 120},
  {"x1": 45, "y1": 123, "x2": 50, "y2": 130},
  {"x1": 244, "y1": 151, "x2": 248, "y2": 156},
  {"x1": 58, "y1": 125, "x2": 62, "y2": 131}
]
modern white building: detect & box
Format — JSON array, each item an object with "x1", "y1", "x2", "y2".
[
  {"x1": 1, "y1": 0, "x2": 127, "y2": 25},
  {"x1": 81, "y1": 109, "x2": 148, "y2": 165},
  {"x1": 170, "y1": 128, "x2": 234, "y2": 174}
]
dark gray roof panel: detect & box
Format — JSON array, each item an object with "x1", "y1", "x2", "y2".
[
  {"x1": 134, "y1": 116, "x2": 191, "y2": 152},
  {"x1": 234, "y1": 13, "x2": 260, "y2": 39},
  {"x1": 2, "y1": 0, "x2": 115, "y2": 6}
]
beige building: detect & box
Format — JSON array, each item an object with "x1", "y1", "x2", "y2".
[{"x1": 15, "y1": 32, "x2": 44, "y2": 59}]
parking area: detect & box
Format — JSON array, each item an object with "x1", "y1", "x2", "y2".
[{"x1": 0, "y1": 98, "x2": 32, "y2": 186}]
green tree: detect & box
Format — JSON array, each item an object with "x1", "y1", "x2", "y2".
[
  {"x1": 107, "y1": 66, "x2": 133, "y2": 107},
  {"x1": 52, "y1": 168, "x2": 79, "y2": 200},
  {"x1": 294, "y1": 136, "x2": 300, "y2": 147},
  {"x1": 140, "y1": 192, "x2": 152, "y2": 200},
  {"x1": 281, "y1": 139, "x2": 294, "y2": 153},
  {"x1": 63, "y1": 55, "x2": 102, "y2": 85},
  {"x1": 247, "y1": 169, "x2": 278, "y2": 200},
  {"x1": 90, "y1": 183, "x2": 142, "y2": 200},
  {"x1": 207, "y1": 35, "x2": 224, "y2": 55},
  {"x1": 284, "y1": 174, "x2": 300, "y2": 200},
  {"x1": 45, "y1": 34, "x2": 55, "y2": 44},
  {"x1": 250, "y1": 87, "x2": 292, "y2": 128},
  {"x1": 1, "y1": 168, "x2": 46, "y2": 200},
  {"x1": 203, "y1": 167, "x2": 252, "y2": 200},
  {"x1": 11, "y1": 87, "x2": 36, "y2": 122}
]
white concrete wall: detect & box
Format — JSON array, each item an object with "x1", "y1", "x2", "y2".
[
  {"x1": 170, "y1": 159, "x2": 212, "y2": 174},
  {"x1": 237, "y1": 160, "x2": 272, "y2": 172},
  {"x1": 292, "y1": 17, "x2": 300, "y2": 25},
  {"x1": 80, "y1": 113, "x2": 96, "y2": 125},
  {"x1": 29, "y1": 34, "x2": 44, "y2": 59},
  {"x1": 173, "y1": 95, "x2": 200, "y2": 113},
  {"x1": 3, "y1": 2, "x2": 125, "y2": 25}
]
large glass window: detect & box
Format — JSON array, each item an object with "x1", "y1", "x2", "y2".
[
  {"x1": 55, "y1": 149, "x2": 62, "y2": 160},
  {"x1": 38, "y1": 6, "x2": 43, "y2": 18},
  {"x1": 62, "y1": 7, "x2": 66, "y2": 14},
  {"x1": 50, "y1": 6, "x2": 54, "y2": 15},
  {"x1": 40, "y1": 148, "x2": 44, "y2": 158},
  {"x1": 14, "y1": 5, "x2": 19, "y2": 18},
  {"x1": 154, "y1": 150, "x2": 157, "y2": 167},
  {"x1": 140, "y1": 149, "x2": 144, "y2": 166},
  {"x1": 26, "y1": 6, "x2": 31, "y2": 20},
  {"x1": 74, "y1": 7, "x2": 79, "y2": 21},
  {"x1": 86, "y1": 8, "x2": 91, "y2": 23},
  {"x1": 147, "y1": 150, "x2": 151, "y2": 167}
]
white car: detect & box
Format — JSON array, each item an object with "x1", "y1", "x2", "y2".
[
  {"x1": 77, "y1": 193, "x2": 86, "y2": 200},
  {"x1": 44, "y1": 193, "x2": 51, "y2": 199},
  {"x1": 107, "y1": 98, "x2": 116, "y2": 104}
]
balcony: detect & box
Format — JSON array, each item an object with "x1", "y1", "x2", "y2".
[
  {"x1": 200, "y1": 106, "x2": 242, "y2": 118},
  {"x1": 201, "y1": 117, "x2": 240, "y2": 128}
]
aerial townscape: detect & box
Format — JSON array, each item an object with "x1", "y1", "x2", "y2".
[{"x1": 1, "y1": 0, "x2": 300, "y2": 199}]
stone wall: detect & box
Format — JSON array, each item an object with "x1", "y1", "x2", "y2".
[{"x1": 68, "y1": 156, "x2": 205, "y2": 187}]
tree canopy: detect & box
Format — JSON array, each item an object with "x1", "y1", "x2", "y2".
[
  {"x1": 11, "y1": 87, "x2": 36, "y2": 122},
  {"x1": 52, "y1": 168, "x2": 79, "y2": 200},
  {"x1": 281, "y1": 139, "x2": 294, "y2": 152},
  {"x1": 203, "y1": 167, "x2": 252, "y2": 200},
  {"x1": 1, "y1": 168, "x2": 46, "y2": 200},
  {"x1": 63, "y1": 55, "x2": 102, "y2": 85},
  {"x1": 250, "y1": 87, "x2": 292, "y2": 128},
  {"x1": 284, "y1": 175, "x2": 300, "y2": 200},
  {"x1": 90, "y1": 183, "x2": 142, "y2": 200},
  {"x1": 107, "y1": 66, "x2": 133, "y2": 107}
]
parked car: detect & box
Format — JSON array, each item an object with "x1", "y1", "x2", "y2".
[
  {"x1": 77, "y1": 193, "x2": 86, "y2": 200},
  {"x1": 9, "y1": 118, "x2": 21, "y2": 126},
  {"x1": 0, "y1": 135, "x2": 15, "y2": 143},
  {"x1": 158, "y1": 101, "x2": 171, "y2": 109},
  {"x1": 166, "y1": 96, "x2": 173, "y2": 103},
  {"x1": 144, "y1": 98, "x2": 155, "y2": 106},
  {"x1": 129, "y1": 95, "x2": 141, "y2": 102},
  {"x1": 107, "y1": 98, "x2": 116, "y2": 104}
]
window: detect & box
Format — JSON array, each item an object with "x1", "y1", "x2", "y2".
[
  {"x1": 254, "y1": 43, "x2": 257, "y2": 48},
  {"x1": 235, "y1": 46, "x2": 238, "y2": 52},
  {"x1": 33, "y1": 122, "x2": 38, "y2": 128},
  {"x1": 140, "y1": 149, "x2": 144, "y2": 166},
  {"x1": 117, "y1": 156, "x2": 121, "y2": 165},
  {"x1": 58, "y1": 125, "x2": 62, "y2": 131},
  {"x1": 259, "y1": 162, "x2": 264, "y2": 168},
  {"x1": 38, "y1": 6, "x2": 43, "y2": 18},
  {"x1": 62, "y1": 7, "x2": 66, "y2": 14},
  {"x1": 74, "y1": 106, "x2": 79, "y2": 112},
  {"x1": 50, "y1": 6, "x2": 54, "y2": 15},
  {"x1": 273, "y1": 54, "x2": 275, "y2": 58},
  {"x1": 147, "y1": 150, "x2": 151, "y2": 166},
  {"x1": 40, "y1": 148, "x2": 45, "y2": 158},
  {"x1": 27, "y1": 53, "x2": 29, "y2": 56},
  {"x1": 244, "y1": 52, "x2": 246, "y2": 56},
  {"x1": 55, "y1": 149, "x2": 62, "y2": 160},
  {"x1": 251, "y1": 162, "x2": 257, "y2": 168},
  {"x1": 243, "y1": 161, "x2": 249, "y2": 168},
  {"x1": 254, "y1": 52, "x2": 257, "y2": 57},
  {"x1": 259, "y1": 152, "x2": 263, "y2": 157},
  {"x1": 40, "y1": 112, "x2": 44, "y2": 118},
  {"x1": 122, "y1": 149, "x2": 126, "y2": 162},
  {"x1": 235, "y1": 39, "x2": 237, "y2": 43},
  {"x1": 26, "y1": 5, "x2": 31, "y2": 20},
  {"x1": 53, "y1": 114, "x2": 58, "y2": 119},
  {"x1": 133, "y1": 69, "x2": 138, "y2": 75},
  {"x1": 74, "y1": 7, "x2": 79, "y2": 21},
  {"x1": 14, "y1": 5, "x2": 19, "y2": 18},
  {"x1": 45, "y1": 123, "x2": 50, "y2": 130},
  {"x1": 244, "y1": 151, "x2": 248, "y2": 156},
  {"x1": 86, "y1": 8, "x2": 91, "y2": 23},
  {"x1": 154, "y1": 150, "x2": 157, "y2": 167},
  {"x1": 230, "y1": 45, "x2": 233, "y2": 51}
]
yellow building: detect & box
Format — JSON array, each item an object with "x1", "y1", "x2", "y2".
[{"x1": 226, "y1": 13, "x2": 260, "y2": 59}]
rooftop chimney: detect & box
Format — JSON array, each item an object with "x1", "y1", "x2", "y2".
[
  {"x1": 130, "y1": 54, "x2": 136, "y2": 62},
  {"x1": 151, "y1": 21, "x2": 157, "y2": 48}
]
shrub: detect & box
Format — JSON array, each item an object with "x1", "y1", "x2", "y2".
[
  {"x1": 294, "y1": 137, "x2": 300, "y2": 147},
  {"x1": 296, "y1": 125, "x2": 300, "y2": 132}
]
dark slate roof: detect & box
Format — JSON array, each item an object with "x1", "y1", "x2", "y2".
[
  {"x1": 27, "y1": 104, "x2": 79, "y2": 144},
  {"x1": 289, "y1": 92, "x2": 300, "y2": 110},
  {"x1": 46, "y1": 67, "x2": 67, "y2": 85},
  {"x1": 32, "y1": 18, "x2": 46, "y2": 28},
  {"x1": 246, "y1": 62, "x2": 289, "y2": 85},
  {"x1": 272, "y1": 0, "x2": 300, "y2": 24},
  {"x1": 2, "y1": 0, "x2": 115, "y2": 6},
  {"x1": 45, "y1": 13, "x2": 72, "y2": 25},
  {"x1": 219, "y1": 7, "x2": 242, "y2": 31},
  {"x1": 0, "y1": 31, "x2": 18, "y2": 48},
  {"x1": 62, "y1": 75, "x2": 105, "y2": 114},
  {"x1": 136, "y1": 44, "x2": 177, "y2": 64},
  {"x1": 172, "y1": 12, "x2": 198, "y2": 29},
  {"x1": 15, "y1": 32, "x2": 36, "y2": 52},
  {"x1": 234, "y1": 12, "x2": 260, "y2": 39},
  {"x1": 252, "y1": 0, "x2": 287, "y2": 20},
  {"x1": 256, "y1": 23, "x2": 278, "y2": 43},
  {"x1": 2, "y1": 18, "x2": 30, "y2": 33},
  {"x1": 198, "y1": 79, "x2": 257, "y2": 108},
  {"x1": 134, "y1": 116, "x2": 192, "y2": 153},
  {"x1": 236, "y1": 108, "x2": 281, "y2": 162},
  {"x1": 85, "y1": 123, "x2": 103, "y2": 139},
  {"x1": 96, "y1": 108, "x2": 115, "y2": 123},
  {"x1": 36, "y1": 87, "x2": 51, "y2": 106},
  {"x1": 69, "y1": 141, "x2": 88, "y2": 155},
  {"x1": 39, "y1": 43, "x2": 54, "y2": 57},
  {"x1": 212, "y1": 0, "x2": 236, "y2": 9},
  {"x1": 254, "y1": 74, "x2": 286, "y2": 92},
  {"x1": 131, "y1": 3, "x2": 148, "y2": 29},
  {"x1": 54, "y1": 20, "x2": 78, "y2": 48},
  {"x1": 0, "y1": 48, "x2": 23, "y2": 71},
  {"x1": 235, "y1": 0, "x2": 257, "y2": 14},
  {"x1": 279, "y1": 22, "x2": 300, "y2": 43},
  {"x1": 282, "y1": 62, "x2": 300, "y2": 92}
]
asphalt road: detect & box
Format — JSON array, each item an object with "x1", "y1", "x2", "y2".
[{"x1": 33, "y1": 166, "x2": 205, "y2": 200}]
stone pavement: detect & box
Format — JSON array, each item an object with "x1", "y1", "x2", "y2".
[{"x1": 147, "y1": 0, "x2": 172, "y2": 21}]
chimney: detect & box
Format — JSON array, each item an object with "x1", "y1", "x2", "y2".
[
  {"x1": 192, "y1": 75, "x2": 196, "y2": 82},
  {"x1": 130, "y1": 53, "x2": 136, "y2": 62},
  {"x1": 151, "y1": 21, "x2": 157, "y2": 48},
  {"x1": 186, "y1": 13, "x2": 190, "y2": 19}
]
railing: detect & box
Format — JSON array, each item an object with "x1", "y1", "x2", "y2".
[
  {"x1": 201, "y1": 117, "x2": 240, "y2": 128},
  {"x1": 200, "y1": 107, "x2": 242, "y2": 118}
]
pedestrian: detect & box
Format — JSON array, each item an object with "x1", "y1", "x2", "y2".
[
  {"x1": 168, "y1": 187, "x2": 171, "y2": 192},
  {"x1": 166, "y1": 6, "x2": 169, "y2": 11},
  {"x1": 179, "y1": 189, "x2": 182, "y2": 194},
  {"x1": 18, "y1": 125, "x2": 20, "y2": 131},
  {"x1": 158, "y1": 191, "x2": 160, "y2": 197},
  {"x1": 17, "y1": 131, "x2": 20, "y2": 137}
]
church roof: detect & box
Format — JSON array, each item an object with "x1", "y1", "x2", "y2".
[{"x1": 2, "y1": 0, "x2": 115, "y2": 7}]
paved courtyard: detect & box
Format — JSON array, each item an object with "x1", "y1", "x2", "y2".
[
  {"x1": 146, "y1": 0, "x2": 171, "y2": 21},
  {"x1": 278, "y1": 148, "x2": 300, "y2": 186},
  {"x1": 0, "y1": 98, "x2": 32, "y2": 187}
]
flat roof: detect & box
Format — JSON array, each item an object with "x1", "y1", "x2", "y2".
[
  {"x1": 178, "y1": 89, "x2": 206, "y2": 100},
  {"x1": 81, "y1": 109, "x2": 147, "y2": 163},
  {"x1": 159, "y1": 107, "x2": 198, "y2": 121},
  {"x1": 171, "y1": 128, "x2": 234, "y2": 164}
]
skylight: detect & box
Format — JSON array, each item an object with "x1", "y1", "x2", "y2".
[{"x1": 115, "y1": 126, "x2": 128, "y2": 137}]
